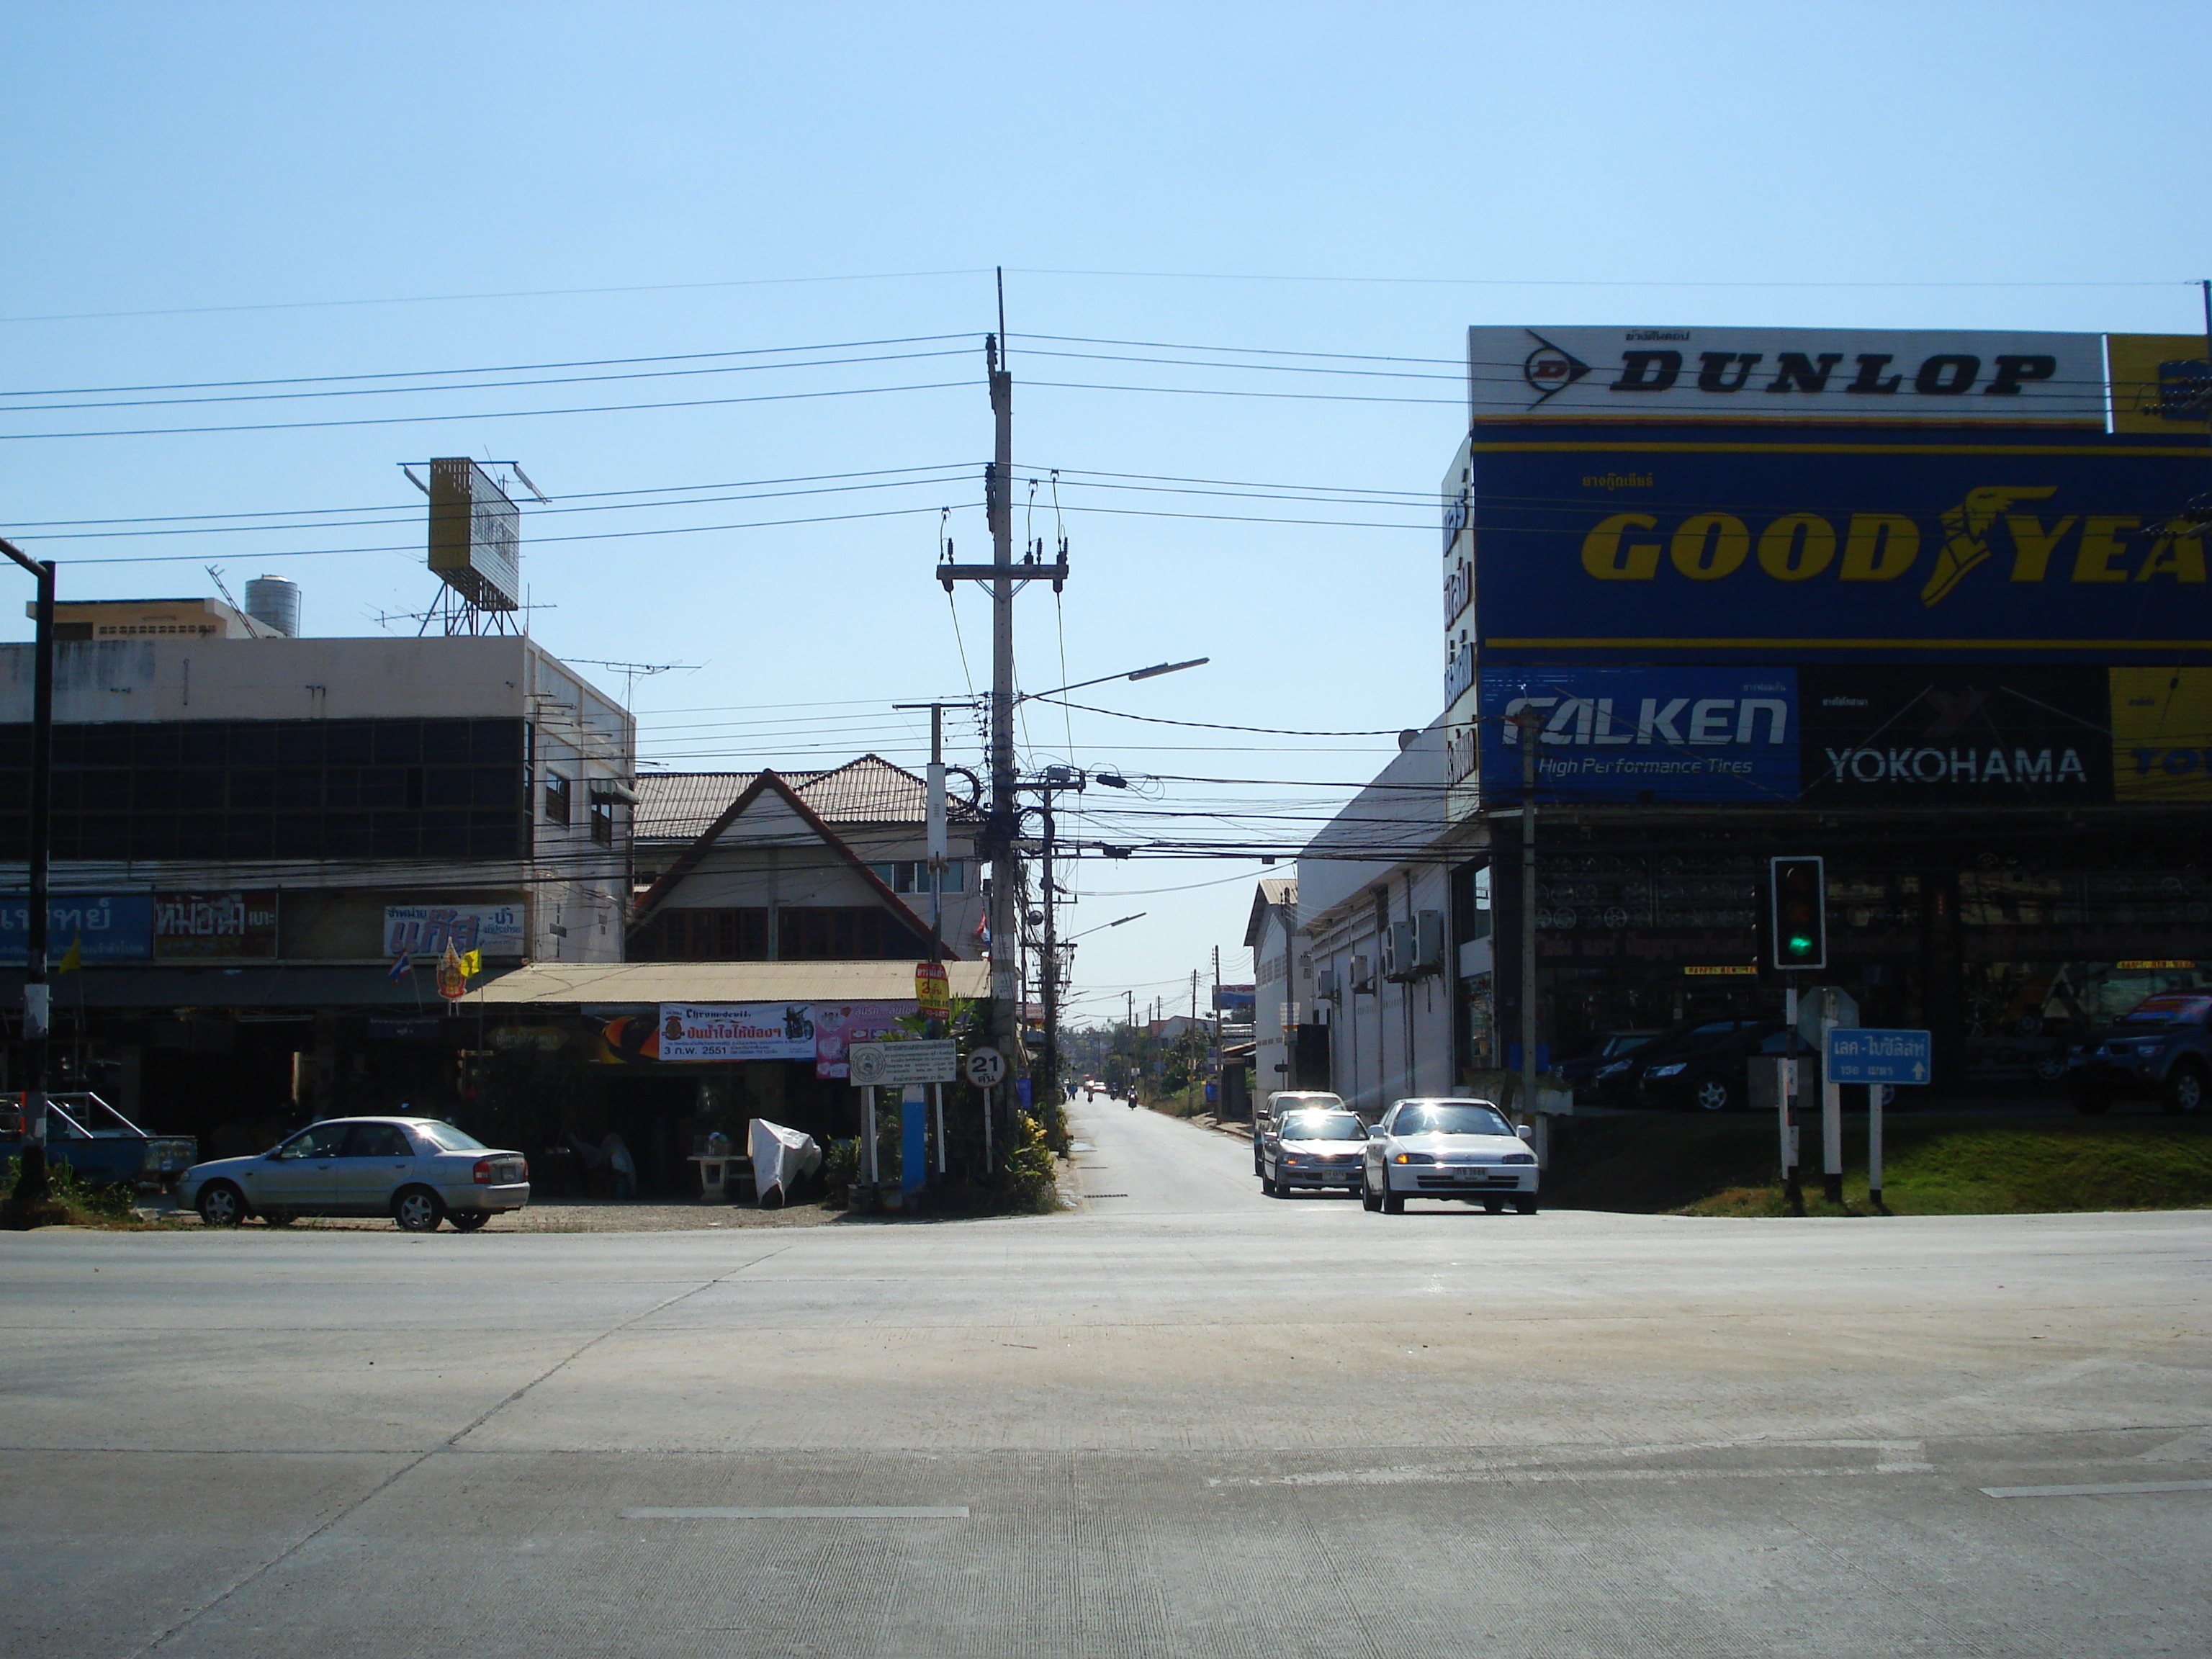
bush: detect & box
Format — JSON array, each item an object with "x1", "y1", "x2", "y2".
[
  {"x1": 1004, "y1": 1112, "x2": 1061, "y2": 1210},
  {"x1": 2, "y1": 1156, "x2": 140, "y2": 1227}
]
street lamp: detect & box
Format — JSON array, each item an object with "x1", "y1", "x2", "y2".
[{"x1": 1017, "y1": 657, "x2": 1208, "y2": 704}]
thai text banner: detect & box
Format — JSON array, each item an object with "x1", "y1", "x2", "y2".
[
  {"x1": 1479, "y1": 667, "x2": 1798, "y2": 804},
  {"x1": 1470, "y1": 326, "x2": 2105, "y2": 425},
  {"x1": 385, "y1": 904, "x2": 523, "y2": 958},
  {"x1": 1469, "y1": 441, "x2": 2211, "y2": 660},
  {"x1": 659, "y1": 1003, "x2": 817, "y2": 1063},
  {"x1": 0, "y1": 893, "x2": 154, "y2": 961}
]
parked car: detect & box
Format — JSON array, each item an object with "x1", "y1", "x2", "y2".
[
  {"x1": 1254, "y1": 1090, "x2": 1345, "y2": 1174},
  {"x1": 1561, "y1": 1031, "x2": 1663, "y2": 1100},
  {"x1": 1636, "y1": 1021, "x2": 1816, "y2": 1113},
  {"x1": 1590, "y1": 1016, "x2": 1774, "y2": 1107},
  {"x1": 1361, "y1": 1097, "x2": 1538, "y2": 1215},
  {"x1": 0, "y1": 1093, "x2": 194, "y2": 1191},
  {"x1": 2067, "y1": 990, "x2": 2212, "y2": 1115},
  {"x1": 177, "y1": 1116, "x2": 531, "y2": 1232},
  {"x1": 1258, "y1": 1107, "x2": 1366, "y2": 1197}
]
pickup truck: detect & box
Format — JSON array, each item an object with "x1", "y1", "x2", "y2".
[{"x1": 1, "y1": 1094, "x2": 197, "y2": 1191}]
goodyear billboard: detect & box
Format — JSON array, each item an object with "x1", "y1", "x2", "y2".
[
  {"x1": 1477, "y1": 665, "x2": 2202, "y2": 807},
  {"x1": 1467, "y1": 434, "x2": 2210, "y2": 662}
]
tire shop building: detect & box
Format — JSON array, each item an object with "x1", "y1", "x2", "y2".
[{"x1": 1437, "y1": 323, "x2": 2212, "y2": 1097}]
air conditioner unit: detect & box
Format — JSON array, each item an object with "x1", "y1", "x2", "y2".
[
  {"x1": 1382, "y1": 921, "x2": 1415, "y2": 982},
  {"x1": 1315, "y1": 966, "x2": 1339, "y2": 1002},
  {"x1": 1350, "y1": 954, "x2": 1375, "y2": 994},
  {"x1": 1414, "y1": 909, "x2": 1446, "y2": 975}
]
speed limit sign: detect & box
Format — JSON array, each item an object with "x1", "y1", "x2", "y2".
[{"x1": 964, "y1": 1046, "x2": 1006, "y2": 1089}]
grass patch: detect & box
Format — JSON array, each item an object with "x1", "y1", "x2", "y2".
[
  {"x1": 0, "y1": 1156, "x2": 150, "y2": 1229},
  {"x1": 1545, "y1": 1112, "x2": 2212, "y2": 1218}
]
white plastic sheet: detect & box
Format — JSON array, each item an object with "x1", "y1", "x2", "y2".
[{"x1": 748, "y1": 1118, "x2": 822, "y2": 1208}]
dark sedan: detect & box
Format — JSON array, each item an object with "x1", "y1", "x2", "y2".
[
  {"x1": 1635, "y1": 1021, "x2": 1815, "y2": 1113},
  {"x1": 1585, "y1": 1016, "x2": 1773, "y2": 1107}
]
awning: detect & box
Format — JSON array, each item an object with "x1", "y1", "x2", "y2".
[
  {"x1": 454, "y1": 958, "x2": 994, "y2": 1010},
  {"x1": 0, "y1": 963, "x2": 463, "y2": 1010}
]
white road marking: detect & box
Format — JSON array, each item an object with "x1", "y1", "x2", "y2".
[
  {"x1": 623, "y1": 1506, "x2": 969, "y2": 1519},
  {"x1": 1980, "y1": 1480, "x2": 2212, "y2": 1499}
]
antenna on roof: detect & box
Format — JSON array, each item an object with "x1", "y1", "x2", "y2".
[{"x1": 560, "y1": 657, "x2": 698, "y2": 710}]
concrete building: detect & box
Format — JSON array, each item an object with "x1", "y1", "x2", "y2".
[
  {"x1": 1243, "y1": 876, "x2": 1300, "y2": 1092},
  {"x1": 0, "y1": 608, "x2": 634, "y2": 1141}
]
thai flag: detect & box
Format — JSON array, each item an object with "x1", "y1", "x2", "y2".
[{"x1": 386, "y1": 950, "x2": 413, "y2": 983}]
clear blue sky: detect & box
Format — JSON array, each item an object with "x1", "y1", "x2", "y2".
[{"x1": 5, "y1": 1, "x2": 2208, "y2": 1017}]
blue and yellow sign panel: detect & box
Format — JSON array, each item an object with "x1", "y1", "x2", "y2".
[{"x1": 1470, "y1": 430, "x2": 2211, "y2": 662}]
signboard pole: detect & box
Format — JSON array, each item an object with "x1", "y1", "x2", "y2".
[
  {"x1": 862, "y1": 1085, "x2": 878, "y2": 1204},
  {"x1": 2, "y1": 539, "x2": 53, "y2": 1207},
  {"x1": 933, "y1": 1083, "x2": 945, "y2": 1176},
  {"x1": 1516, "y1": 710, "x2": 1541, "y2": 1139},
  {"x1": 1781, "y1": 980, "x2": 1803, "y2": 1213},
  {"x1": 1869, "y1": 1084, "x2": 1885, "y2": 1213},
  {"x1": 1820, "y1": 1011, "x2": 1844, "y2": 1205}
]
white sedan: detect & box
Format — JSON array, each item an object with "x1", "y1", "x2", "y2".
[
  {"x1": 1362, "y1": 1098, "x2": 1539, "y2": 1215},
  {"x1": 177, "y1": 1116, "x2": 531, "y2": 1233}
]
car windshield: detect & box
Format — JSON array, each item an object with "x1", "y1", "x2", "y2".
[
  {"x1": 410, "y1": 1121, "x2": 487, "y2": 1152},
  {"x1": 1280, "y1": 1113, "x2": 1363, "y2": 1141},
  {"x1": 274, "y1": 1123, "x2": 349, "y2": 1160},
  {"x1": 1392, "y1": 1103, "x2": 1514, "y2": 1138},
  {"x1": 2118, "y1": 993, "x2": 2211, "y2": 1028},
  {"x1": 1601, "y1": 1034, "x2": 1654, "y2": 1057}
]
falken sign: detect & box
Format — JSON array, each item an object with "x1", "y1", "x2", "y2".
[
  {"x1": 1478, "y1": 665, "x2": 2131, "y2": 805},
  {"x1": 1481, "y1": 667, "x2": 1798, "y2": 804},
  {"x1": 1469, "y1": 326, "x2": 2108, "y2": 425},
  {"x1": 1465, "y1": 441, "x2": 2211, "y2": 662}
]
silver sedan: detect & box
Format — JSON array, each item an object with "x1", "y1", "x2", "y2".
[
  {"x1": 177, "y1": 1117, "x2": 531, "y2": 1233},
  {"x1": 1361, "y1": 1098, "x2": 1539, "y2": 1215},
  {"x1": 1259, "y1": 1107, "x2": 1367, "y2": 1197}
]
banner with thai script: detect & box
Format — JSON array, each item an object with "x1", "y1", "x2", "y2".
[
  {"x1": 384, "y1": 903, "x2": 524, "y2": 958},
  {"x1": 657, "y1": 1003, "x2": 817, "y2": 1063},
  {"x1": 0, "y1": 893, "x2": 153, "y2": 961},
  {"x1": 810, "y1": 999, "x2": 915, "y2": 1079},
  {"x1": 153, "y1": 891, "x2": 279, "y2": 959}
]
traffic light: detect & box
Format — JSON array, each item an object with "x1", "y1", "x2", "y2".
[{"x1": 1769, "y1": 855, "x2": 1826, "y2": 971}]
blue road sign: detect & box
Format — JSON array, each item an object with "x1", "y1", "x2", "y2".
[{"x1": 1824, "y1": 1028, "x2": 1933, "y2": 1086}]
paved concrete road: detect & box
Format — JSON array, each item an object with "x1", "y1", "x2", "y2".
[{"x1": 6, "y1": 1098, "x2": 2207, "y2": 1657}]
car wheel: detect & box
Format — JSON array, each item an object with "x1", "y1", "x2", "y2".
[
  {"x1": 196, "y1": 1182, "x2": 246, "y2": 1227},
  {"x1": 449, "y1": 1211, "x2": 490, "y2": 1232},
  {"x1": 2071, "y1": 1088, "x2": 2112, "y2": 1116},
  {"x1": 1694, "y1": 1076, "x2": 1736, "y2": 1112},
  {"x1": 2162, "y1": 1062, "x2": 2207, "y2": 1115},
  {"x1": 261, "y1": 1209, "x2": 295, "y2": 1226},
  {"x1": 1361, "y1": 1169, "x2": 1381, "y2": 1211},
  {"x1": 1514, "y1": 1196, "x2": 1540, "y2": 1215},
  {"x1": 1381, "y1": 1182, "x2": 1405, "y2": 1215},
  {"x1": 1483, "y1": 1198, "x2": 1505, "y2": 1214},
  {"x1": 392, "y1": 1186, "x2": 446, "y2": 1233}
]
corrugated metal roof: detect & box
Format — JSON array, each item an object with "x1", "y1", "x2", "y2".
[
  {"x1": 634, "y1": 755, "x2": 977, "y2": 844},
  {"x1": 460, "y1": 959, "x2": 992, "y2": 1007}
]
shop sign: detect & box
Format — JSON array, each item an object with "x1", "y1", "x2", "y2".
[
  {"x1": 2110, "y1": 666, "x2": 2212, "y2": 801},
  {"x1": 1480, "y1": 666, "x2": 1798, "y2": 804},
  {"x1": 0, "y1": 893, "x2": 153, "y2": 961},
  {"x1": 1467, "y1": 442, "x2": 2212, "y2": 662},
  {"x1": 657, "y1": 1003, "x2": 816, "y2": 1063},
  {"x1": 812, "y1": 1000, "x2": 915, "y2": 1079},
  {"x1": 915, "y1": 960, "x2": 950, "y2": 1020},
  {"x1": 1800, "y1": 666, "x2": 2110, "y2": 805},
  {"x1": 1470, "y1": 325, "x2": 2106, "y2": 426},
  {"x1": 384, "y1": 903, "x2": 523, "y2": 958},
  {"x1": 367, "y1": 1017, "x2": 444, "y2": 1040},
  {"x1": 153, "y1": 891, "x2": 279, "y2": 959}
]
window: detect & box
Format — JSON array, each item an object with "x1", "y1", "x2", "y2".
[
  {"x1": 870, "y1": 859, "x2": 963, "y2": 894},
  {"x1": 630, "y1": 907, "x2": 769, "y2": 961},
  {"x1": 588, "y1": 788, "x2": 616, "y2": 847},
  {"x1": 544, "y1": 772, "x2": 571, "y2": 824},
  {"x1": 778, "y1": 906, "x2": 925, "y2": 961},
  {"x1": 341, "y1": 1123, "x2": 413, "y2": 1159}
]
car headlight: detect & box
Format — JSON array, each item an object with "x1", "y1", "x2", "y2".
[
  {"x1": 1502, "y1": 1153, "x2": 1536, "y2": 1165},
  {"x1": 1647, "y1": 1063, "x2": 1688, "y2": 1078},
  {"x1": 1392, "y1": 1151, "x2": 1434, "y2": 1165},
  {"x1": 1282, "y1": 1154, "x2": 1301, "y2": 1165}
]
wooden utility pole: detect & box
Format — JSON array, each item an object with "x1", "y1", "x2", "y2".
[{"x1": 2, "y1": 538, "x2": 53, "y2": 1207}]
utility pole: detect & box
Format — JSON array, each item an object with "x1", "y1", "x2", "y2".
[
  {"x1": 1039, "y1": 778, "x2": 1060, "y2": 1107},
  {"x1": 2, "y1": 538, "x2": 53, "y2": 1208},
  {"x1": 935, "y1": 275, "x2": 1068, "y2": 1160},
  {"x1": 1514, "y1": 708, "x2": 1544, "y2": 1150}
]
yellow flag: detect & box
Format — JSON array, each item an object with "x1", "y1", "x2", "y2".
[
  {"x1": 57, "y1": 936, "x2": 83, "y2": 974},
  {"x1": 459, "y1": 949, "x2": 482, "y2": 979}
]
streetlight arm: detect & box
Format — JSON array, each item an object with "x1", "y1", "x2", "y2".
[{"x1": 1018, "y1": 657, "x2": 1208, "y2": 704}]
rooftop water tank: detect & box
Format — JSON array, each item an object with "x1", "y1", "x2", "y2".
[{"x1": 243, "y1": 574, "x2": 300, "y2": 637}]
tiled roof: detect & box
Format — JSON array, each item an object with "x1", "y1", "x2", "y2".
[{"x1": 634, "y1": 755, "x2": 978, "y2": 842}]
